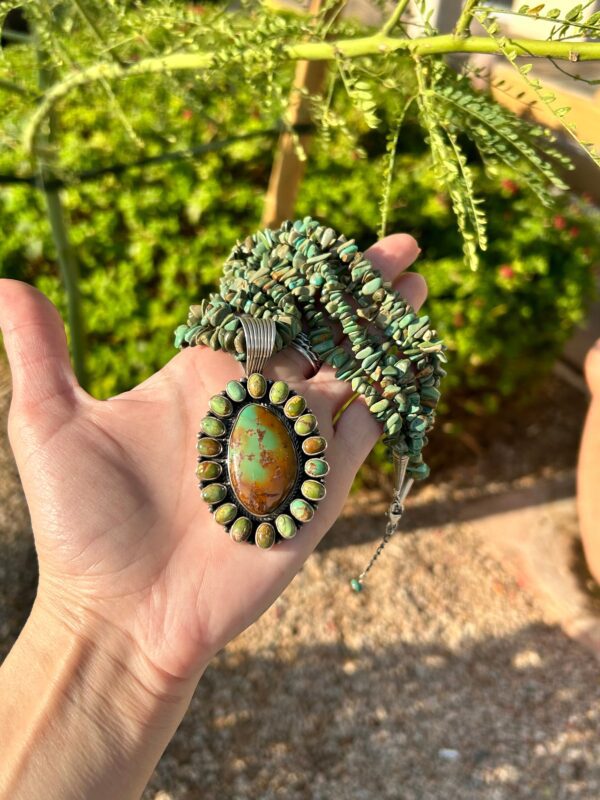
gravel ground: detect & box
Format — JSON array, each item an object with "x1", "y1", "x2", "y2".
[{"x1": 1, "y1": 363, "x2": 599, "y2": 800}]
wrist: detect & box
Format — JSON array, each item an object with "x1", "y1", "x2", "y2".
[
  {"x1": 1, "y1": 591, "x2": 200, "y2": 799},
  {"x1": 30, "y1": 589, "x2": 197, "y2": 719}
]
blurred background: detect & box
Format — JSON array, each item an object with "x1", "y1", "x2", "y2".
[{"x1": 1, "y1": 1, "x2": 600, "y2": 797}]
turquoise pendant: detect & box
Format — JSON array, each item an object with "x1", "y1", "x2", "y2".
[{"x1": 196, "y1": 375, "x2": 328, "y2": 548}]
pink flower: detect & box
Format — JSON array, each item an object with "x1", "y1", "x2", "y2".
[
  {"x1": 499, "y1": 265, "x2": 515, "y2": 280},
  {"x1": 182, "y1": 109, "x2": 193, "y2": 121},
  {"x1": 552, "y1": 215, "x2": 567, "y2": 230}
]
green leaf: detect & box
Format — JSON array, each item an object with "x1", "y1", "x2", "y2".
[
  {"x1": 587, "y1": 11, "x2": 600, "y2": 27},
  {"x1": 565, "y1": 4, "x2": 583, "y2": 21},
  {"x1": 478, "y1": 11, "x2": 600, "y2": 170},
  {"x1": 337, "y1": 60, "x2": 380, "y2": 130},
  {"x1": 378, "y1": 96, "x2": 414, "y2": 239}
]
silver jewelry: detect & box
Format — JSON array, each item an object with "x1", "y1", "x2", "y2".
[
  {"x1": 350, "y1": 448, "x2": 414, "y2": 591},
  {"x1": 290, "y1": 332, "x2": 322, "y2": 377},
  {"x1": 195, "y1": 315, "x2": 329, "y2": 549}
]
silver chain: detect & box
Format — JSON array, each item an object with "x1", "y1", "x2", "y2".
[{"x1": 354, "y1": 452, "x2": 414, "y2": 588}]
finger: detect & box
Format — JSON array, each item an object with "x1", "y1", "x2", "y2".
[
  {"x1": 268, "y1": 344, "x2": 316, "y2": 385},
  {"x1": 584, "y1": 338, "x2": 600, "y2": 397},
  {"x1": 362, "y1": 232, "x2": 421, "y2": 275},
  {"x1": 394, "y1": 272, "x2": 428, "y2": 314},
  {"x1": 0, "y1": 279, "x2": 80, "y2": 413},
  {"x1": 329, "y1": 394, "x2": 382, "y2": 477}
]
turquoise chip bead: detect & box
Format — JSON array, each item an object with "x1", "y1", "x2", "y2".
[
  {"x1": 174, "y1": 324, "x2": 188, "y2": 348},
  {"x1": 362, "y1": 277, "x2": 382, "y2": 295}
]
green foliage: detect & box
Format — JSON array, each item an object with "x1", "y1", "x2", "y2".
[
  {"x1": 415, "y1": 58, "x2": 488, "y2": 270},
  {"x1": 378, "y1": 96, "x2": 414, "y2": 238},
  {"x1": 476, "y1": 5, "x2": 600, "y2": 168},
  {"x1": 1, "y1": 0, "x2": 598, "y2": 276},
  {"x1": 430, "y1": 63, "x2": 571, "y2": 208},
  {"x1": 0, "y1": 0, "x2": 598, "y2": 418},
  {"x1": 336, "y1": 56, "x2": 380, "y2": 130},
  {"x1": 512, "y1": 2, "x2": 600, "y2": 36},
  {"x1": 295, "y1": 117, "x2": 598, "y2": 412},
  {"x1": 0, "y1": 72, "x2": 597, "y2": 407}
]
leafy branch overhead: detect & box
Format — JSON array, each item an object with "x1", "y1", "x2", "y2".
[{"x1": 1, "y1": 0, "x2": 599, "y2": 274}]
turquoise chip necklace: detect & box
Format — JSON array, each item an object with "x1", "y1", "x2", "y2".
[{"x1": 174, "y1": 216, "x2": 446, "y2": 590}]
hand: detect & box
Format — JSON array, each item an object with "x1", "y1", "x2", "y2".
[{"x1": 0, "y1": 235, "x2": 426, "y2": 689}]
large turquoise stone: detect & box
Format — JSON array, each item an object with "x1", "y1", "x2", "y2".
[{"x1": 228, "y1": 404, "x2": 297, "y2": 516}]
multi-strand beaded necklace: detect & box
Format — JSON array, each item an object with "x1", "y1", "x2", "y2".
[{"x1": 174, "y1": 216, "x2": 446, "y2": 589}]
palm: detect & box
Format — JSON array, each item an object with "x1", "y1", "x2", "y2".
[{"x1": 0, "y1": 234, "x2": 426, "y2": 680}]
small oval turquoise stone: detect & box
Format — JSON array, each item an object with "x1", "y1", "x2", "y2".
[
  {"x1": 197, "y1": 438, "x2": 222, "y2": 457},
  {"x1": 214, "y1": 503, "x2": 237, "y2": 525},
  {"x1": 275, "y1": 514, "x2": 297, "y2": 539},
  {"x1": 200, "y1": 416, "x2": 226, "y2": 437},
  {"x1": 255, "y1": 522, "x2": 275, "y2": 549},
  {"x1": 290, "y1": 499, "x2": 314, "y2": 523},
  {"x1": 201, "y1": 483, "x2": 227, "y2": 504},
  {"x1": 229, "y1": 403, "x2": 297, "y2": 516},
  {"x1": 230, "y1": 516, "x2": 252, "y2": 543},
  {"x1": 226, "y1": 380, "x2": 246, "y2": 403},
  {"x1": 302, "y1": 436, "x2": 327, "y2": 456},
  {"x1": 301, "y1": 480, "x2": 325, "y2": 501},
  {"x1": 305, "y1": 458, "x2": 329, "y2": 478},
  {"x1": 294, "y1": 414, "x2": 317, "y2": 436},
  {"x1": 350, "y1": 578, "x2": 363, "y2": 593},
  {"x1": 197, "y1": 461, "x2": 222, "y2": 481},
  {"x1": 284, "y1": 395, "x2": 306, "y2": 419},
  {"x1": 269, "y1": 380, "x2": 289, "y2": 405},
  {"x1": 209, "y1": 395, "x2": 233, "y2": 417},
  {"x1": 247, "y1": 373, "x2": 267, "y2": 398}
]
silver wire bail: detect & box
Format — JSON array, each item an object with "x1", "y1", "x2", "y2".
[{"x1": 239, "y1": 315, "x2": 277, "y2": 376}]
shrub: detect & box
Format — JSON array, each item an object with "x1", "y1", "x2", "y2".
[{"x1": 0, "y1": 62, "x2": 597, "y2": 405}]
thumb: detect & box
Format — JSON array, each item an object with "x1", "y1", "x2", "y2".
[{"x1": 0, "y1": 279, "x2": 80, "y2": 414}]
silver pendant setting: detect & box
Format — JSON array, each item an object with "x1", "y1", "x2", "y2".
[{"x1": 196, "y1": 318, "x2": 329, "y2": 549}]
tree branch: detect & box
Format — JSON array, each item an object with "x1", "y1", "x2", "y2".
[
  {"x1": 24, "y1": 34, "x2": 600, "y2": 155},
  {"x1": 379, "y1": 0, "x2": 411, "y2": 36},
  {"x1": 455, "y1": 0, "x2": 480, "y2": 37}
]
